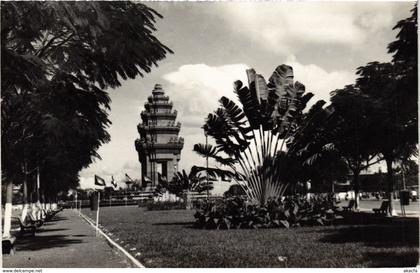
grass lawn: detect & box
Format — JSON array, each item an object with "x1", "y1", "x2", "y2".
[{"x1": 81, "y1": 206, "x2": 419, "y2": 268}]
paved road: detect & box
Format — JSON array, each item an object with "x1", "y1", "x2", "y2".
[
  {"x1": 3, "y1": 209, "x2": 132, "y2": 268},
  {"x1": 341, "y1": 199, "x2": 419, "y2": 216}
]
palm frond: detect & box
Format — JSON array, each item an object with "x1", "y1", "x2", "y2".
[
  {"x1": 234, "y1": 83, "x2": 261, "y2": 130},
  {"x1": 193, "y1": 143, "x2": 236, "y2": 166}
]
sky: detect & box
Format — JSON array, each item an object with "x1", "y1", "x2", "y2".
[{"x1": 78, "y1": 1, "x2": 415, "y2": 189}]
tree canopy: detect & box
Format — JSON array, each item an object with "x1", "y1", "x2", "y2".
[{"x1": 1, "y1": 1, "x2": 172, "y2": 196}]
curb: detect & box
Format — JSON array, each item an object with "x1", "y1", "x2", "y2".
[
  {"x1": 358, "y1": 208, "x2": 419, "y2": 216},
  {"x1": 77, "y1": 211, "x2": 145, "y2": 268}
]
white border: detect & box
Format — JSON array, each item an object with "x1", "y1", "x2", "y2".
[{"x1": 78, "y1": 211, "x2": 145, "y2": 268}]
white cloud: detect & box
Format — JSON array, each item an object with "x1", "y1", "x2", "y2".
[
  {"x1": 162, "y1": 61, "x2": 355, "y2": 172},
  {"x1": 220, "y1": 2, "x2": 395, "y2": 55},
  {"x1": 79, "y1": 159, "x2": 140, "y2": 190},
  {"x1": 284, "y1": 56, "x2": 357, "y2": 105},
  {"x1": 163, "y1": 63, "x2": 249, "y2": 123},
  {"x1": 162, "y1": 63, "x2": 249, "y2": 171}
]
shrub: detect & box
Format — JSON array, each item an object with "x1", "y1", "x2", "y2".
[
  {"x1": 194, "y1": 194, "x2": 340, "y2": 229},
  {"x1": 147, "y1": 201, "x2": 187, "y2": 211}
]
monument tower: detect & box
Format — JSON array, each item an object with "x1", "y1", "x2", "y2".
[{"x1": 135, "y1": 84, "x2": 184, "y2": 186}]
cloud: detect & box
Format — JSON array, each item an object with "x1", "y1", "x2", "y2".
[
  {"x1": 161, "y1": 61, "x2": 355, "y2": 172},
  {"x1": 79, "y1": 159, "x2": 140, "y2": 189},
  {"x1": 220, "y1": 2, "x2": 395, "y2": 55},
  {"x1": 163, "y1": 63, "x2": 249, "y2": 125},
  {"x1": 162, "y1": 63, "x2": 249, "y2": 171},
  {"x1": 284, "y1": 56, "x2": 357, "y2": 105}
]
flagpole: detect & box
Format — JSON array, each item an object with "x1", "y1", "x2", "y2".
[{"x1": 96, "y1": 191, "x2": 100, "y2": 237}]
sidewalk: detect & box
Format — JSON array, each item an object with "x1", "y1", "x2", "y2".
[
  {"x1": 358, "y1": 207, "x2": 419, "y2": 217},
  {"x1": 340, "y1": 199, "x2": 419, "y2": 217},
  {"x1": 2, "y1": 209, "x2": 133, "y2": 268}
]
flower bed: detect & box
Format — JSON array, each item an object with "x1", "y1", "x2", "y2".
[
  {"x1": 194, "y1": 194, "x2": 342, "y2": 229},
  {"x1": 146, "y1": 200, "x2": 187, "y2": 211}
]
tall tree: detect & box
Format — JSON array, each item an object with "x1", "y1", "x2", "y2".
[
  {"x1": 304, "y1": 151, "x2": 348, "y2": 195},
  {"x1": 388, "y1": 4, "x2": 417, "y2": 101},
  {"x1": 1, "y1": 1, "x2": 172, "y2": 237},
  {"x1": 356, "y1": 60, "x2": 417, "y2": 215},
  {"x1": 326, "y1": 4, "x2": 419, "y2": 216},
  {"x1": 328, "y1": 85, "x2": 382, "y2": 210}
]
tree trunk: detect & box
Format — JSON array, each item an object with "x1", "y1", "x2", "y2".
[
  {"x1": 35, "y1": 168, "x2": 42, "y2": 220},
  {"x1": 353, "y1": 170, "x2": 360, "y2": 211},
  {"x1": 3, "y1": 180, "x2": 14, "y2": 238},
  {"x1": 185, "y1": 189, "x2": 192, "y2": 209},
  {"x1": 386, "y1": 158, "x2": 396, "y2": 216},
  {"x1": 52, "y1": 196, "x2": 58, "y2": 210},
  {"x1": 46, "y1": 196, "x2": 51, "y2": 212},
  {"x1": 21, "y1": 163, "x2": 29, "y2": 221},
  {"x1": 40, "y1": 190, "x2": 46, "y2": 219},
  {"x1": 44, "y1": 192, "x2": 49, "y2": 212},
  {"x1": 30, "y1": 191, "x2": 37, "y2": 219}
]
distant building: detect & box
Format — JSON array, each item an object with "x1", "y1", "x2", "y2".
[{"x1": 135, "y1": 84, "x2": 184, "y2": 187}]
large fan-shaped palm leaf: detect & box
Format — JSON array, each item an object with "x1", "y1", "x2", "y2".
[{"x1": 196, "y1": 65, "x2": 333, "y2": 206}]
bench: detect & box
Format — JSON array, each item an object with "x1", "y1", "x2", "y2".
[
  {"x1": 41, "y1": 209, "x2": 53, "y2": 221},
  {"x1": 342, "y1": 200, "x2": 355, "y2": 211},
  {"x1": 2, "y1": 236, "x2": 16, "y2": 254},
  {"x1": 13, "y1": 217, "x2": 36, "y2": 237},
  {"x1": 28, "y1": 213, "x2": 44, "y2": 227},
  {"x1": 42, "y1": 208, "x2": 62, "y2": 221},
  {"x1": 373, "y1": 200, "x2": 389, "y2": 215}
]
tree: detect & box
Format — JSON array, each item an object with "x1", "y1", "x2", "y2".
[
  {"x1": 329, "y1": 4, "x2": 418, "y2": 216},
  {"x1": 387, "y1": 4, "x2": 418, "y2": 196},
  {"x1": 356, "y1": 61, "x2": 417, "y2": 216},
  {"x1": 327, "y1": 85, "x2": 382, "y2": 210},
  {"x1": 394, "y1": 157, "x2": 419, "y2": 190},
  {"x1": 1, "y1": 1, "x2": 172, "y2": 237},
  {"x1": 154, "y1": 167, "x2": 216, "y2": 207},
  {"x1": 302, "y1": 150, "x2": 348, "y2": 195},
  {"x1": 388, "y1": 4, "x2": 417, "y2": 108},
  {"x1": 194, "y1": 65, "x2": 334, "y2": 206},
  {"x1": 170, "y1": 168, "x2": 214, "y2": 195}
]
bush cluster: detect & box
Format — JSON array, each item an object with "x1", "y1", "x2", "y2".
[
  {"x1": 146, "y1": 201, "x2": 187, "y2": 211},
  {"x1": 194, "y1": 194, "x2": 340, "y2": 229}
]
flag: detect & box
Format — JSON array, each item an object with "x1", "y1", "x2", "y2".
[
  {"x1": 94, "y1": 175, "x2": 106, "y2": 186},
  {"x1": 111, "y1": 176, "x2": 117, "y2": 188},
  {"x1": 125, "y1": 173, "x2": 133, "y2": 182}
]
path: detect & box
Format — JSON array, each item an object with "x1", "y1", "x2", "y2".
[
  {"x1": 344, "y1": 199, "x2": 419, "y2": 217},
  {"x1": 2, "y1": 209, "x2": 132, "y2": 268}
]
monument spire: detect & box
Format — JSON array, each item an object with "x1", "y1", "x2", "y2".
[{"x1": 135, "y1": 84, "x2": 184, "y2": 187}]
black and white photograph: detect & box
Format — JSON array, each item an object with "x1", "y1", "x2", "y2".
[{"x1": 1, "y1": 0, "x2": 419, "y2": 269}]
